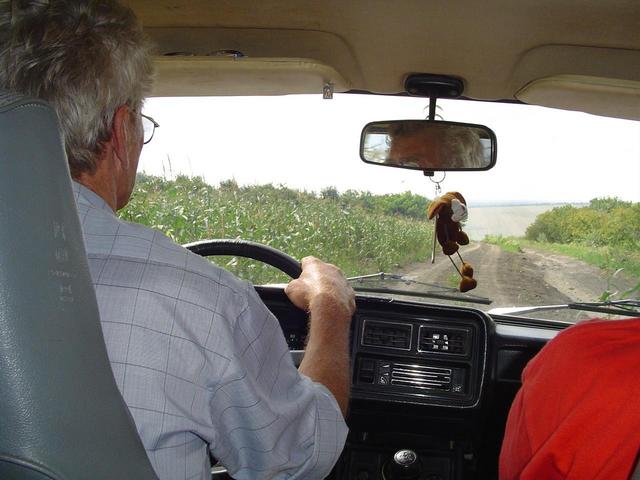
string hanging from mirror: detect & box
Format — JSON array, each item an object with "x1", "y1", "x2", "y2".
[
  {"x1": 428, "y1": 172, "x2": 446, "y2": 195},
  {"x1": 429, "y1": 173, "x2": 445, "y2": 263}
]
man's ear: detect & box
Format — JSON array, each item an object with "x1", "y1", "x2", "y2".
[{"x1": 111, "y1": 105, "x2": 131, "y2": 168}]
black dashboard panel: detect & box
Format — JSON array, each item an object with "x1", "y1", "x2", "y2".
[
  {"x1": 256, "y1": 286, "x2": 493, "y2": 409},
  {"x1": 351, "y1": 305, "x2": 489, "y2": 409}
]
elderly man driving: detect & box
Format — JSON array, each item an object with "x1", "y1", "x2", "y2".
[{"x1": 0, "y1": 1, "x2": 354, "y2": 479}]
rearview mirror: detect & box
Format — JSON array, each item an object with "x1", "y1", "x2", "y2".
[{"x1": 360, "y1": 120, "x2": 497, "y2": 172}]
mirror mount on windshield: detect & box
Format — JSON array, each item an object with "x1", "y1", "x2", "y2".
[
  {"x1": 360, "y1": 119, "x2": 497, "y2": 173},
  {"x1": 428, "y1": 96, "x2": 437, "y2": 121},
  {"x1": 404, "y1": 73, "x2": 465, "y2": 122},
  {"x1": 404, "y1": 73, "x2": 465, "y2": 100}
]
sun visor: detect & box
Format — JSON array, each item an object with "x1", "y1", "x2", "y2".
[
  {"x1": 150, "y1": 56, "x2": 351, "y2": 97},
  {"x1": 516, "y1": 75, "x2": 640, "y2": 120}
]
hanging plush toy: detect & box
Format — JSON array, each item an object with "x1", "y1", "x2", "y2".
[{"x1": 427, "y1": 191, "x2": 477, "y2": 292}]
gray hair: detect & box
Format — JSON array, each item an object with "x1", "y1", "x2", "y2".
[
  {"x1": 440, "y1": 126, "x2": 485, "y2": 168},
  {"x1": 0, "y1": 0, "x2": 153, "y2": 177}
]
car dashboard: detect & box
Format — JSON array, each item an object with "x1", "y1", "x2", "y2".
[
  {"x1": 255, "y1": 285, "x2": 565, "y2": 480},
  {"x1": 351, "y1": 305, "x2": 487, "y2": 410}
]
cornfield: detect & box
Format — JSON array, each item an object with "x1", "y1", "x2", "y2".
[{"x1": 119, "y1": 175, "x2": 433, "y2": 284}]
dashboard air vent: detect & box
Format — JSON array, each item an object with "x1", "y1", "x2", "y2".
[
  {"x1": 362, "y1": 320, "x2": 412, "y2": 351},
  {"x1": 418, "y1": 326, "x2": 469, "y2": 355},
  {"x1": 391, "y1": 363, "x2": 453, "y2": 391}
]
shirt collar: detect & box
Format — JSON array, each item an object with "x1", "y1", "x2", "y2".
[{"x1": 71, "y1": 180, "x2": 115, "y2": 214}]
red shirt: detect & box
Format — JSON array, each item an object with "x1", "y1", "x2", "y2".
[{"x1": 499, "y1": 317, "x2": 640, "y2": 480}]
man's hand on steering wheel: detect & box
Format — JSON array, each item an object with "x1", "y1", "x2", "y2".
[
  {"x1": 287, "y1": 256, "x2": 355, "y2": 416},
  {"x1": 285, "y1": 256, "x2": 356, "y2": 320}
]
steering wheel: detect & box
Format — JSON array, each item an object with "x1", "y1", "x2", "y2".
[{"x1": 183, "y1": 239, "x2": 303, "y2": 279}]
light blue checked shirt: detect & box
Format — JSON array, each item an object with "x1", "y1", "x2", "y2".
[{"x1": 72, "y1": 181, "x2": 347, "y2": 480}]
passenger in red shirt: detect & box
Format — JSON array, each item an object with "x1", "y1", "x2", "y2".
[{"x1": 500, "y1": 317, "x2": 640, "y2": 480}]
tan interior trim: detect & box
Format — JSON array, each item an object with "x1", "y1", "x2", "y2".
[
  {"x1": 516, "y1": 75, "x2": 640, "y2": 120},
  {"x1": 146, "y1": 26, "x2": 364, "y2": 88},
  {"x1": 511, "y1": 45, "x2": 640, "y2": 94},
  {"x1": 150, "y1": 56, "x2": 352, "y2": 97},
  {"x1": 128, "y1": 1, "x2": 640, "y2": 105}
]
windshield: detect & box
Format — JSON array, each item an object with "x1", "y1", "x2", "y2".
[{"x1": 120, "y1": 94, "x2": 640, "y2": 323}]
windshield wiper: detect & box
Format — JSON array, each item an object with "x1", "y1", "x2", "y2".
[
  {"x1": 489, "y1": 299, "x2": 640, "y2": 317},
  {"x1": 348, "y1": 272, "x2": 492, "y2": 305}
]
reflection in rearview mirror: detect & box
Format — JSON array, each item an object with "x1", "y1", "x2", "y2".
[{"x1": 360, "y1": 120, "x2": 497, "y2": 171}]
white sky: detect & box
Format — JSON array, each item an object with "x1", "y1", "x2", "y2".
[{"x1": 139, "y1": 94, "x2": 640, "y2": 204}]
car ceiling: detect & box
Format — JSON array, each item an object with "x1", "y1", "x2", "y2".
[{"x1": 125, "y1": 0, "x2": 640, "y2": 119}]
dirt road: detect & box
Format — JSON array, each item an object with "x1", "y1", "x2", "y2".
[{"x1": 394, "y1": 242, "x2": 638, "y2": 322}]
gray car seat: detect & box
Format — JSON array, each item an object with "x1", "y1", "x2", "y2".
[
  {"x1": 0, "y1": 90, "x2": 158, "y2": 479},
  {"x1": 632, "y1": 456, "x2": 640, "y2": 480}
]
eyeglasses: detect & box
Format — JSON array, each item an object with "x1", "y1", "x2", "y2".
[{"x1": 140, "y1": 113, "x2": 159, "y2": 144}]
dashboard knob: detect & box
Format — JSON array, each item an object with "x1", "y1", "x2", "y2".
[{"x1": 383, "y1": 449, "x2": 422, "y2": 480}]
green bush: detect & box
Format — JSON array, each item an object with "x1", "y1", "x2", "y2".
[
  {"x1": 329, "y1": 189, "x2": 430, "y2": 219},
  {"x1": 526, "y1": 199, "x2": 640, "y2": 249},
  {"x1": 520, "y1": 199, "x2": 640, "y2": 282}
]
